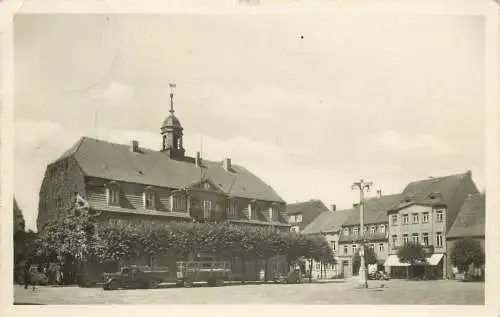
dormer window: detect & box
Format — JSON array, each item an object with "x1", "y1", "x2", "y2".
[
  {"x1": 370, "y1": 226, "x2": 376, "y2": 234},
  {"x1": 106, "y1": 183, "x2": 120, "y2": 206},
  {"x1": 343, "y1": 228, "x2": 349, "y2": 236},
  {"x1": 143, "y1": 188, "x2": 156, "y2": 210},
  {"x1": 353, "y1": 227, "x2": 359, "y2": 236},
  {"x1": 379, "y1": 225, "x2": 385, "y2": 233},
  {"x1": 204, "y1": 182, "x2": 210, "y2": 190}
]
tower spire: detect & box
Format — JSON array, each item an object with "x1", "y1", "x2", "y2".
[{"x1": 169, "y1": 83, "x2": 176, "y2": 114}]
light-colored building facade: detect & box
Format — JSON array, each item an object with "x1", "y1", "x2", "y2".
[
  {"x1": 338, "y1": 193, "x2": 402, "y2": 277},
  {"x1": 302, "y1": 205, "x2": 352, "y2": 279},
  {"x1": 384, "y1": 171, "x2": 479, "y2": 279}
]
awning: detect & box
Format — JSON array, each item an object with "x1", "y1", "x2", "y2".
[
  {"x1": 427, "y1": 253, "x2": 444, "y2": 266},
  {"x1": 384, "y1": 255, "x2": 410, "y2": 267}
]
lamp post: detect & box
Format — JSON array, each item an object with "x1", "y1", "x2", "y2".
[{"x1": 352, "y1": 179, "x2": 373, "y2": 288}]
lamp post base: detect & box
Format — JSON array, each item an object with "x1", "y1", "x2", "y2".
[{"x1": 358, "y1": 267, "x2": 368, "y2": 288}]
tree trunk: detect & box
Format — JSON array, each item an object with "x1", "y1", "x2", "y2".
[
  {"x1": 308, "y1": 259, "x2": 313, "y2": 283},
  {"x1": 241, "y1": 256, "x2": 246, "y2": 284},
  {"x1": 264, "y1": 258, "x2": 268, "y2": 282},
  {"x1": 406, "y1": 266, "x2": 409, "y2": 280}
]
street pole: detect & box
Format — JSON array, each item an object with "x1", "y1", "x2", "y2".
[{"x1": 352, "y1": 179, "x2": 373, "y2": 289}]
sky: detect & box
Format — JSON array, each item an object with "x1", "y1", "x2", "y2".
[{"x1": 14, "y1": 14, "x2": 485, "y2": 231}]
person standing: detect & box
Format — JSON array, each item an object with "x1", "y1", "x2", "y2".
[{"x1": 23, "y1": 261, "x2": 30, "y2": 289}]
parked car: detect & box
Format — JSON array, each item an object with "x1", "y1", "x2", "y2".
[
  {"x1": 368, "y1": 271, "x2": 390, "y2": 281},
  {"x1": 102, "y1": 266, "x2": 172, "y2": 290},
  {"x1": 275, "y1": 269, "x2": 303, "y2": 284}
]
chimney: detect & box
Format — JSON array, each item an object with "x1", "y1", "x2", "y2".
[
  {"x1": 195, "y1": 151, "x2": 202, "y2": 167},
  {"x1": 130, "y1": 140, "x2": 139, "y2": 152},
  {"x1": 331, "y1": 204, "x2": 336, "y2": 211},
  {"x1": 222, "y1": 158, "x2": 232, "y2": 171},
  {"x1": 377, "y1": 189, "x2": 382, "y2": 198}
]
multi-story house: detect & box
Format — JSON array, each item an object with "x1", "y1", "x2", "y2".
[
  {"x1": 338, "y1": 192, "x2": 403, "y2": 277},
  {"x1": 37, "y1": 92, "x2": 290, "y2": 280},
  {"x1": 286, "y1": 199, "x2": 329, "y2": 232},
  {"x1": 385, "y1": 171, "x2": 479, "y2": 279},
  {"x1": 302, "y1": 204, "x2": 352, "y2": 279},
  {"x1": 447, "y1": 193, "x2": 485, "y2": 279}
]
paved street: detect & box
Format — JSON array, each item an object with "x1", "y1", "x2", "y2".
[{"x1": 14, "y1": 279, "x2": 484, "y2": 305}]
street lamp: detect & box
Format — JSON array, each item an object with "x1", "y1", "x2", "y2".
[{"x1": 352, "y1": 179, "x2": 373, "y2": 289}]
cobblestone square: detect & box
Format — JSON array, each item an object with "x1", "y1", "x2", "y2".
[{"x1": 14, "y1": 279, "x2": 484, "y2": 305}]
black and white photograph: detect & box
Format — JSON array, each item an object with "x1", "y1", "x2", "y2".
[{"x1": 2, "y1": 0, "x2": 498, "y2": 311}]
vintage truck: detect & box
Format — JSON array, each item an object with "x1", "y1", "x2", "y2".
[{"x1": 102, "y1": 261, "x2": 231, "y2": 290}]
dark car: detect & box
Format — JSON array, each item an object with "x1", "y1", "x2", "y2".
[{"x1": 275, "y1": 269, "x2": 303, "y2": 284}]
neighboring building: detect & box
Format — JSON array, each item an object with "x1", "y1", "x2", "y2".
[
  {"x1": 302, "y1": 205, "x2": 352, "y2": 279},
  {"x1": 338, "y1": 192, "x2": 402, "y2": 277},
  {"x1": 286, "y1": 199, "x2": 330, "y2": 232},
  {"x1": 37, "y1": 91, "x2": 290, "y2": 280},
  {"x1": 447, "y1": 193, "x2": 485, "y2": 279},
  {"x1": 385, "y1": 171, "x2": 479, "y2": 279}
]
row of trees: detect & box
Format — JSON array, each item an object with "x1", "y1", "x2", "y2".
[{"x1": 33, "y1": 211, "x2": 335, "y2": 284}]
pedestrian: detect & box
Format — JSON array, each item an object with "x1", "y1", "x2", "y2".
[
  {"x1": 23, "y1": 261, "x2": 30, "y2": 289},
  {"x1": 29, "y1": 265, "x2": 37, "y2": 290}
]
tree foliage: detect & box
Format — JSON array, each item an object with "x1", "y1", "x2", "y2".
[
  {"x1": 397, "y1": 242, "x2": 427, "y2": 265},
  {"x1": 352, "y1": 245, "x2": 378, "y2": 274},
  {"x1": 450, "y1": 238, "x2": 485, "y2": 273}
]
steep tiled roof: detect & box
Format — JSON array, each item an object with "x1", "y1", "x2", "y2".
[
  {"x1": 286, "y1": 200, "x2": 329, "y2": 215},
  {"x1": 302, "y1": 209, "x2": 352, "y2": 234},
  {"x1": 447, "y1": 193, "x2": 485, "y2": 239},
  {"x1": 391, "y1": 171, "x2": 478, "y2": 232},
  {"x1": 342, "y1": 194, "x2": 403, "y2": 226},
  {"x1": 55, "y1": 137, "x2": 285, "y2": 203}
]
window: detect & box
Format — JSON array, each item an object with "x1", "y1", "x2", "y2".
[
  {"x1": 353, "y1": 227, "x2": 359, "y2": 236},
  {"x1": 228, "y1": 203, "x2": 238, "y2": 217},
  {"x1": 436, "y1": 210, "x2": 444, "y2": 222},
  {"x1": 55, "y1": 198, "x2": 64, "y2": 208},
  {"x1": 412, "y1": 233, "x2": 419, "y2": 244},
  {"x1": 412, "y1": 213, "x2": 419, "y2": 224},
  {"x1": 143, "y1": 191, "x2": 155, "y2": 210},
  {"x1": 291, "y1": 226, "x2": 300, "y2": 232},
  {"x1": 436, "y1": 232, "x2": 443, "y2": 247},
  {"x1": 391, "y1": 235, "x2": 398, "y2": 247},
  {"x1": 391, "y1": 214, "x2": 398, "y2": 226},
  {"x1": 289, "y1": 215, "x2": 296, "y2": 223},
  {"x1": 369, "y1": 244, "x2": 374, "y2": 250},
  {"x1": 422, "y1": 233, "x2": 429, "y2": 246},
  {"x1": 204, "y1": 182, "x2": 211, "y2": 190},
  {"x1": 269, "y1": 207, "x2": 278, "y2": 221},
  {"x1": 422, "y1": 212, "x2": 429, "y2": 223},
  {"x1": 296, "y1": 214, "x2": 303, "y2": 222},
  {"x1": 402, "y1": 214, "x2": 409, "y2": 225},
  {"x1": 173, "y1": 196, "x2": 187, "y2": 211},
  {"x1": 343, "y1": 228, "x2": 349, "y2": 236},
  {"x1": 379, "y1": 225, "x2": 385, "y2": 233},
  {"x1": 343, "y1": 245, "x2": 348, "y2": 255},
  {"x1": 352, "y1": 244, "x2": 357, "y2": 254},
  {"x1": 370, "y1": 226, "x2": 376, "y2": 234},
  {"x1": 379, "y1": 243, "x2": 384, "y2": 252},
  {"x1": 403, "y1": 234, "x2": 409, "y2": 244},
  {"x1": 203, "y1": 200, "x2": 212, "y2": 218},
  {"x1": 316, "y1": 263, "x2": 321, "y2": 270},
  {"x1": 331, "y1": 241, "x2": 336, "y2": 251},
  {"x1": 107, "y1": 186, "x2": 120, "y2": 206}
]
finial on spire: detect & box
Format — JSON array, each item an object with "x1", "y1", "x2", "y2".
[{"x1": 169, "y1": 83, "x2": 176, "y2": 114}]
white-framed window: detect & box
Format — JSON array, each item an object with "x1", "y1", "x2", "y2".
[
  {"x1": 402, "y1": 214, "x2": 409, "y2": 225},
  {"x1": 370, "y1": 226, "x2": 376, "y2": 234},
  {"x1": 331, "y1": 241, "x2": 336, "y2": 251},
  {"x1": 172, "y1": 195, "x2": 187, "y2": 212},
  {"x1": 343, "y1": 228, "x2": 349, "y2": 236},
  {"x1": 378, "y1": 243, "x2": 384, "y2": 252},
  {"x1": 436, "y1": 232, "x2": 443, "y2": 247},
  {"x1": 269, "y1": 206, "x2": 278, "y2": 221},
  {"x1": 422, "y1": 212, "x2": 429, "y2": 223},
  {"x1": 296, "y1": 214, "x2": 303, "y2": 222},
  {"x1": 422, "y1": 232, "x2": 429, "y2": 246},
  {"x1": 204, "y1": 182, "x2": 211, "y2": 190},
  {"x1": 403, "y1": 234, "x2": 409, "y2": 244},
  {"x1": 106, "y1": 186, "x2": 120, "y2": 206},
  {"x1": 436, "y1": 210, "x2": 444, "y2": 222},
  {"x1": 228, "y1": 203, "x2": 237, "y2": 217},
  {"x1": 412, "y1": 213, "x2": 419, "y2": 224},
  {"x1": 289, "y1": 215, "x2": 296, "y2": 223},
  {"x1": 203, "y1": 200, "x2": 212, "y2": 218},
  {"x1": 143, "y1": 191, "x2": 155, "y2": 210},
  {"x1": 391, "y1": 235, "x2": 398, "y2": 247},
  {"x1": 343, "y1": 245, "x2": 348, "y2": 255},
  {"x1": 353, "y1": 227, "x2": 359, "y2": 236},
  {"x1": 391, "y1": 214, "x2": 398, "y2": 225},
  {"x1": 379, "y1": 225, "x2": 385, "y2": 233},
  {"x1": 412, "y1": 233, "x2": 419, "y2": 244},
  {"x1": 352, "y1": 244, "x2": 357, "y2": 254}
]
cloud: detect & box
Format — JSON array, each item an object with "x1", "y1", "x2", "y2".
[
  {"x1": 88, "y1": 81, "x2": 135, "y2": 106},
  {"x1": 369, "y1": 130, "x2": 455, "y2": 155},
  {"x1": 15, "y1": 120, "x2": 62, "y2": 147}
]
